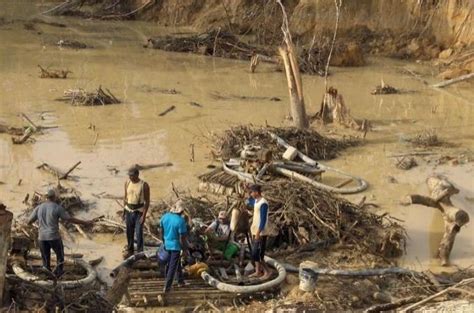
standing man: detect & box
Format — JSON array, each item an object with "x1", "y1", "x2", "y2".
[
  {"x1": 248, "y1": 184, "x2": 271, "y2": 279},
  {"x1": 123, "y1": 166, "x2": 150, "y2": 258},
  {"x1": 28, "y1": 189, "x2": 92, "y2": 277},
  {"x1": 160, "y1": 200, "x2": 188, "y2": 292}
]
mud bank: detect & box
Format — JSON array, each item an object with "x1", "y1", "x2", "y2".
[{"x1": 42, "y1": 0, "x2": 474, "y2": 75}]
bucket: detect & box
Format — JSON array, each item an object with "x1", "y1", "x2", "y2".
[
  {"x1": 223, "y1": 243, "x2": 239, "y2": 260},
  {"x1": 299, "y1": 268, "x2": 318, "y2": 292}
]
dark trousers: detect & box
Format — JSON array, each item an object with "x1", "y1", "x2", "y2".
[
  {"x1": 39, "y1": 239, "x2": 65, "y2": 276},
  {"x1": 125, "y1": 210, "x2": 144, "y2": 253},
  {"x1": 164, "y1": 250, "x2": 184, "y2": 292},
  {"x1": 251, "y1": 236, "x2": 267, "y2": 262}
]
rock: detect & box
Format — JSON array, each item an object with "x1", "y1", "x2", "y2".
[
  {"x1": 438, "y1": 68, "x2": 470, "y2": 80},
  {"x1": 439, "y1": 48, "x2": 453, "y2": 59},
  {"x1": 373, "y1": 291, "x2": 392, "y2": 303},
  {"x1": 407, "y1": 39, "x2": 421, "y2": 55}
]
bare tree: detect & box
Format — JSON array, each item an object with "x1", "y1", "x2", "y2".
[
  {"x1": 324, "y1": 0, "x2": 343, "y2": 91},
  {"x1": 276, "y1": 0, "x2": 309, "y2": 130}
]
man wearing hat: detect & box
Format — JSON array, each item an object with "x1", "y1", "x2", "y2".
[
  {"x1": 123, "y1": 166, "x2": 150, "y2": 258},
  {"x1": 159, "y1": 200, "x2": 188, "y2": 292},
  {"x1": 248, "y1": 184, "x2": 271, "y2": 279},
  {"x1": 205, "y1": 210, "x2": 230, "y2": 240},
  {"x1": 28, "y1": 189, "x2": 92, "y2": 277}
]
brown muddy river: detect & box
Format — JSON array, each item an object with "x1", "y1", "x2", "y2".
[{"x1": 1, "y1": 1, "x2": 473, "y2": 282}]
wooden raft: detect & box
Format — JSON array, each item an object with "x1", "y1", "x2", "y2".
[{"x1": 126, "y1": 259, "x2": 275, "y2": 308}]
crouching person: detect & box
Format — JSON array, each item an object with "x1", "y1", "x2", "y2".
[{"x1": 160, "y1": 200, "x2": 188, "y2": 292}]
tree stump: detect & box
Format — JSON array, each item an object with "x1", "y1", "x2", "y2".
[
  {"x1": 315, "y1": 87, "x2": 367, "y2": 131},
  {"x1": 403, "y1": 175, "x2": 470, "y2": 266},
  {"x1": 0, "y1": 203, "x2": 13, "y2": 305}
]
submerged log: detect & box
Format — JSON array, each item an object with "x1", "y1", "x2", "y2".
[
  {"x1": 404, "y1": 175, "x2": 469, "y2": 266},
  {"x1": 36, "y1": 161, "x2": 81, "y2": 180},
  {"x1": 11, "y1": 127, "x2": 34, "y2": 144},
  {"x1": 0, "y1": 203, "x2": 13, "y2": 305}
]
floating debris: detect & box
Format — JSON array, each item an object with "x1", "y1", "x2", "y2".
[
  {"x1": 57, "y1": 39, "x2": 88, "y2": 49},
  {"x1": 407, "y1": 129, "x2": 442, "y2": 147},
  {"x1": 38, "y1": 65, "x2": 71, "y2": 79},
  {"x1": 371, "y1": 80, "x2": 399, "y2": 95},
  {"x1": 396, "y1": 156, "x2": 418, "y2": 170},
  {"x1": 56, "y1": 87, "x2": 121, "y2": 106}
]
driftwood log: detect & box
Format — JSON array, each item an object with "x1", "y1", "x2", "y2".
[
  {"x1": 36, "y1": 161, "x2": 81, "y2": 180},
  {"x1": 403, "y1": 175, "x2": 470, "y2": 266},
  {"x1": 0, "y1": 203, "x2": 13, "y2": 305},
  {"x1": 106, "y1": 267, "x2": 131, "y2": 306}
]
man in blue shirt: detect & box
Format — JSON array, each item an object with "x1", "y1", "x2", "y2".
[{"x1": 160, "y1": 200, "x2": 188, "y2": 292}]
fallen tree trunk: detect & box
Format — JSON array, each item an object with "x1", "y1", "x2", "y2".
[
  {"x1": 432, "y1": 72, "x2": 474, "y2": 88},
  {"x1": 403, "y1": 175, "x2": 470, "y2": 266}
]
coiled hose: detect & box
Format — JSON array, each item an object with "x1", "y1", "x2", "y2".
[{"x1": 200, "y1": 256, "x2": 286, "y2": 293}]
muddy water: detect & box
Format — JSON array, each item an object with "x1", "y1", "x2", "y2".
[{"x1": 1, "y1": 1, "x2": 473, "y2": 280}]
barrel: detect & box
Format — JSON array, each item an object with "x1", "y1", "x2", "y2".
[{"x1": 299, "y1": 268, "x2": 318, "y2": 292}]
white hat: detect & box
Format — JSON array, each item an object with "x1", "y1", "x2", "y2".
[{"x1": 170, "y1": 200, "x2": 185, "y2": 214}]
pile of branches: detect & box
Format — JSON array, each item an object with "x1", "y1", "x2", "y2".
[
  {"x1": 56, "y1": 87, "x2": 120, "y2": 106},
  {"x1": 211, "y1": 125, "x2": 359, "y2": 161},
  {"x1": 149, "y1": 195, "x2": 226, "y2": 225},
  {"x1": 38, "y1": 65, "x2": 71, "y2": 79},
  {"x1": 264, "y1": 180, "x2": 406, "y2": 258},
  {"x1": 407, "y1": 129, "x2": 443, "y2": 147},
  {"x1": 147, "y1": 30, "x2": 272, "y2": 61},
  {"x1": 6, "y1": 275, "x2": 109, "y2": 312}
]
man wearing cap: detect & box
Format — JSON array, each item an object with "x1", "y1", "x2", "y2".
[
  {"x1": 205, "y1": 211, "x2": 230, "y2": 240},
  {"x1": 28, "y1": 189, "x2": 92, "y2": 277},
  {"x1": 123, "y1": 166, "x2": 150, "y2": 258},
  {"x1": 159, "y1": 200, "x2": 188, "y2": 292},
  {"x1": 248, "y1": 184, "x2": 271, "y2": 279}
]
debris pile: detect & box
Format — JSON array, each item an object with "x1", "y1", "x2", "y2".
[
  {"x1": 371, "y1": 80, "x2": 399, "y2": 95},
  {"x1": 211, "y1": 125, "x2": 358, "y2": 161},
  {"x1": 262, "y1": 180, "x2": 406, "y2": 258},
  {"x1": 407, "y1": 129, "x2": 442, "y2": 147},
  {"x1": 147, "y1": 30, "x2": 271, "y2": 61},
  {"x1": 247, "y1": 267, "x2": 474, "y2": 312},
  {"x1": 6, "y1": 252, "x2": 109, "y2": 312},
  {"x1": 56, "y1": 87, "x2": 121, "y2": 106},
  {"x1": 38, "y1": 65, "x2": 71, "y2": 79}
]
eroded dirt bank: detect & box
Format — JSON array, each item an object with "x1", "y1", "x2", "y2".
[{"x1": 41, "y1": 0, "x2": 474, "y2": 76}]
